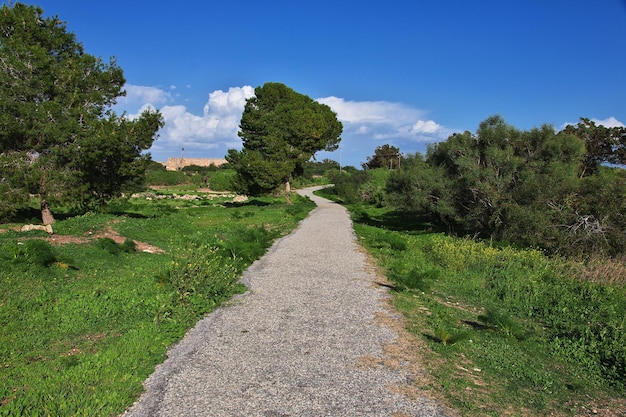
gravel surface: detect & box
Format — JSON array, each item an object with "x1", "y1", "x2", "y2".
[{"x1": 122, "y1": 186, "x2": 452, "y2": 417}]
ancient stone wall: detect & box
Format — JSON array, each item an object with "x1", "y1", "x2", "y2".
[{"x1": 162, "y1": 158, "x2": 228, "y2": 171}]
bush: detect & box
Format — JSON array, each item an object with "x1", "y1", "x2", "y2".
[
  {"x1": 208, "y1": 169, "x2": 236, "y2": 191},
  {"x1": 216, "y1": 225, "x2": 274, "y2": 265},
  {"x1": 168, "y1": 244, "x2": 239, "y2": 302},
  {"x1": 328, "y1": 170, "x2": 369, "y2": 204}
]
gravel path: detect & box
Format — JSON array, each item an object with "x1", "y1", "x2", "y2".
[{"x1": 123, "y1": 186, "x2": 452, "y2": 417}]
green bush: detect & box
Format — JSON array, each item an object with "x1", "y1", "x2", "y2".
[
  {"x1": 208, "y1": 169, "x2": 236, "y2": 191},
  {"x1": 328, "y1": 170, "x2": 369, "y2": 204},
  {"x1": 168, "y1": 244, "x2": 239, "y2": 302},
  {"x1": 216, "y1": 225, "x2": 274, "y2": 265}
]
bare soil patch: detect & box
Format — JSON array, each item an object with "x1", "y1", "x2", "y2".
[{"x1": 12, "y1": 226, "x2": 165, "y2": 254}]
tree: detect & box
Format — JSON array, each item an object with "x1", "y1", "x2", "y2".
[
  {"x1": 227, "y1": 82, "x2": 342, "y2": 202},
  {"x1": 561, "y1": 118, "x2": 626, "y2": 177},
  {"x1": 0, "y1": 3, "x2": 163, "y2": 222},
  {"x1": 362, "y1": 144, "x2": 401, "y2": 170},
  {"x1": 385, "y1": 152, "x2": 455, "y2": 227}
]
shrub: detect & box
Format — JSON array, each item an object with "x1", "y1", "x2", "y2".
[
  {"x1": 168, "y1": 244, "x2": 239, "y2": 302},
  {"x1": 208, "y1": 169, "x2": 236, "y2": 191},
  {"x1": 217, "y1": 225, "x2": 273, "y2": 265}
]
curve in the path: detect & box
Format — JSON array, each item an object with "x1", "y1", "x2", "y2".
[{"x1": 123, "y1": 186, "x2": 451, "y2": 417}]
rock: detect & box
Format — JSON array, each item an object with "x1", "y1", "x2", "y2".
[
  {"x1": 232, "y1": 195, "x2": 248, "y2": 203},
  {"x1": 21, "y1": 224, "x2": 53, "y2": 234}
]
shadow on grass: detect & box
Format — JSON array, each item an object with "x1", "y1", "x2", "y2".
[
  {"x1": 224, "y1": 199, "x2": 272, "y2": 208},
  {"x1": 103, "y1": 211, "x2": 152, "y2": 219},
  {"x1": 351, "y1": 207, "x2": 442, "y2": 233}
]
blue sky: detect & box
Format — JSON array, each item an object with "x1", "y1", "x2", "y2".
[{"x1": 22, "y1": 0, "x2": 626, "y2": 168}]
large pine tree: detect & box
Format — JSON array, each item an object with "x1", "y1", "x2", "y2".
[
  {"x1": 227, "y1": 82, "x2": 342, "y2": 202},
  {"x1": 0, "y1": 3, "x2": 163, "y2": 222}
]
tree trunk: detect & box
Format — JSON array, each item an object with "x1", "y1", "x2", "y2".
[
  {"x1": 285, "y1": 180, "x2": 292, "y2": 205},
  {"x1": 41, "y1": 199, "x2": 55, "y2": 225}
]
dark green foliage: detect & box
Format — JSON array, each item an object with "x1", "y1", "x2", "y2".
[
  {"x1": 302, "y1": 159, "x2": 340, "y2": 177},
  {"x1": 326, "y1": 167, "x2": 390, "y2": 206},
  {"x1": 385, "y1": 115, "x2": 626, "y2": 257},
  {"x1": 362, "y1": 144, "x2": 402, "y2": 170},
  {"x1": 206, "y1": 169, "x2": 236, "y2": 191},
  {"x1": 0, "y1": 3, "x2": 163, "y2": 220},
  {"x1": 562, "y1": 117, "x2": 626, "y2": 176},
  {"x1": 328, "y1": 169, "x2": 370, "y2": 204},
  {"x1": 181, "y1": 164, "x2": 218, "y2": 174},
  {"x1": 121, "y1": 238, "x2": 137, "y2": 253},
  {"x1": 227, "y1": 148, "x2": 294, "y2": 195},
  {"x1": 227, "y1": 82, "x2": 343, "y2": 197},
  {"x1": 145, "y1": 169, "x2": 188, "y2": 186},
  {"x1": 97, "y1": 237, "x2": 123, "y2": 255},
  {"x1": 28, "y1": 240, "x2": 56, "y2": 266}
]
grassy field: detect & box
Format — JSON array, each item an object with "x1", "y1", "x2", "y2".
[
  {"x1": 0, "y1": 190, "x2": 314, "y2": 416},
  {"x1": 341, "y1": 200, "x2": 626, "y2": 416}
]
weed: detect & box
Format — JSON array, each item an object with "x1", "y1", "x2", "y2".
[
  {"x1": 431, "y1": 326, "x2": 469, "y2": 346},
  {"x1": 167, "y1": 243, "x2": 239, "y2": 302},
  {"x1": 477, "y1": 308, "x2": 529, "y2": 340}
]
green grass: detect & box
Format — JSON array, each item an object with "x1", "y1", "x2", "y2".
[
  {"x1": 0, "y1": 191, "x2": 314, "y2": 416},
  {"x1": 350, "y1": 204, "x2": 626, "y2": 416}
]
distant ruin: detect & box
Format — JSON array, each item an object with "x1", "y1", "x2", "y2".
[{"x1": 161, "y1": 157, "x2": 228, "y2": 171}]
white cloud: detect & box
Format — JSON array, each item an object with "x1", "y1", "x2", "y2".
[
  {"x1": 315, "y1": 96, "x2": 455, "y2": 166},
  {"x1": 318, "y1": 96, "x2": 452, "y2": 142},
  {"x1": 156, "y1": 86, "x2": 255, "y2": 152},
  {"x1": 592, "y1": 117, "x2": 624, "y2": 128},
  {"x1": 561, "y1": 116, "x2": 625, "y2": 131},
  {"x1": 118, "y1": 84, "x2": 173, "y2": 108},
  {"x1": 412, "y1": 120, "x2": 442, "y2": 134},
  {"x1": 317, "y1": 96, "x2": 424, "y2": 125},
  {"x1": 114, "y1": 84, "x2": 256, "y2": 160},
  {"x1": 116, "y1": 84, "x2": 454, "y2": 166}
]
